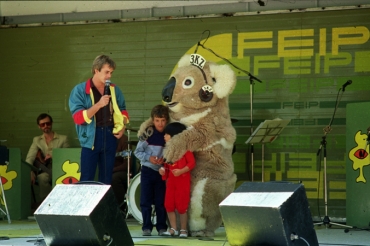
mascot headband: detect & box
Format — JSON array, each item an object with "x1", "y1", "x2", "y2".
[{"x1": 190, "y1": 54, "x2": 214, "y2": 102}]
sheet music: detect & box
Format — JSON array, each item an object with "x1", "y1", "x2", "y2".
[{"x1": 245, "y1": 118, "x2": 290, "y2": 144}]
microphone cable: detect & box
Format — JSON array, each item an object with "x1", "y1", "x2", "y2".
[{"x1": 290, "y1": 233, "x2": 310, "y2": 246}]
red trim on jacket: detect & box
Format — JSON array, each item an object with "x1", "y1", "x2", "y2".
[
  {"x1": 122, "y1": 110, "x2": 129, "y2": 119},
  {"x1": 85, "y1": 79, "x2": 91, "y2": 94},
  {"x1": 73, "y1": 109, "x2": 86, "y2": 125},
  {"x1": 85, "y1": 78, "x2": 117, "y2": 94}
]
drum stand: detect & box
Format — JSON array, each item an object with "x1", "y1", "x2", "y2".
[
  {"x1": 126, "y1": 129, "x2": 132, "y2": 194},
  {"x1": 124, "y1": 129, "x2": 132, "y2": 219}
]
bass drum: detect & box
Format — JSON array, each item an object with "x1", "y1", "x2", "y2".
[{"x1": 127, "y1": 173, "x2": 157, "y2": 225}]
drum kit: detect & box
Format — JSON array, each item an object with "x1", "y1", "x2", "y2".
[{"x1": 121, "y1": 127, "x2": 157, "y2": 225}]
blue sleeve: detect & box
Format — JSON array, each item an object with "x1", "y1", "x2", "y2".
[
  {"x1": 114, "y1": 85, "x2": 126, "y2": 111},
  {"x1": 69, "y1": 83, "x2": 92, "y2": 124},
  {"x1": 134, "y1": 140, "x2": 150, "y2": 163},
  {"x1": 69, "y1": 83, "x2": 85, "y2": 115}
]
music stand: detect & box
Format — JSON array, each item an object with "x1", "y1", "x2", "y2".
[
  {"x1": 245, "y1": 118, "x2": 290, "y2": 182},
  {"x1": 0, "y1": 142, "x2": 11, "y2": 223}
]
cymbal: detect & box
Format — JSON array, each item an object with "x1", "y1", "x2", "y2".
[
  {"x1": 231, "y1": 118, "x2": 239, "y2": 123},
  {"x1": 126, "y1": 127, "x2": 138, "y2": 132},
  {"x1": 125, "y1": 140, "x2": 138, "y2": 146}
]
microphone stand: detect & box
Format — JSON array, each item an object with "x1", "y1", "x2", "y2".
[
  {"x1": 248, "y1": 75, "x2": 261, "y2": 181},
  {"x1": 249, "y1": 77, "x2": 255, "y2": 181},
  {"x1": 124, "y1": 129, "x2": 132, "y2": 219},
  {"x1": 314, "y1": 86, "x2": 352, "y2": 229}
]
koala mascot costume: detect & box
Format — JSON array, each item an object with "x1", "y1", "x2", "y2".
[{"x1": 138, "y1": 54, "x2": 237, "y2": 237}]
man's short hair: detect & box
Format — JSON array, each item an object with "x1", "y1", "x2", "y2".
[
  {"x1": 36, "y1": 113, "x2": 53, "y2": 124},
  {"x1": 91, "y1": 55, "x2": 116, "y2": 75}
]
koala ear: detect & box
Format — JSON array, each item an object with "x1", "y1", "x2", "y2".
[
  {"x1": 178, "y1": 55, "x2": 192, "y2": 68},
  {"x1": 209, "y1": 64, "x2": 236, "y2": 99}
]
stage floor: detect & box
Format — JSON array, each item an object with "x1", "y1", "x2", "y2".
[{"x1": 1, "y1": 217, "x2": 369, "y2": 246}]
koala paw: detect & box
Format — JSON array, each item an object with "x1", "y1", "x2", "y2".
[
  {"x1": 163, "y1": 140, "x2": 184, "y2": 163},
  {"x1": 138, "y1": 126, "x2": 153, "y2": 141}
]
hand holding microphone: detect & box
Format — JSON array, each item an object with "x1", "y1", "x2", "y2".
[{"x1": 99, "y1": 95, "x2": 111, "y2": 108}]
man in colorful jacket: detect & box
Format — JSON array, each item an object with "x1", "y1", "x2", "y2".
[{"x1": 69, "y1": 54, "x2": 129, "y2": 184}]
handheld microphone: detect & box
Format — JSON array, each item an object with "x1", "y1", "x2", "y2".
[
  {"x1": 104, "y1": 80, "x2": 111, "y2": 95},
  {"x1": 342, "y1": 80, "x2": 352, "y2": 92}
]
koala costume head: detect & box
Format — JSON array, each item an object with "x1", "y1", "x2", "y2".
[{"x1": 162, "y1": 54, "x2": 236, "y2": 125}]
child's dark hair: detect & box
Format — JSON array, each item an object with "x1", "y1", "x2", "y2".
[
  {"x1": 151, "y1": 105, "x2": 169, "y2": 122},
  {"x1": 164, "y1": 122, "x2": 186, "y2": 137}
]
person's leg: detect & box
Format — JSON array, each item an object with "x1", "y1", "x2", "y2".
[
  {"x1": 167, "y1": 211, "x2": 177, "y2": 229},
  {"x1": 111, "y1": 171, "x2": 127, "y2": 207},
  {"x1": 80, "y1": 146, "x2": 99, "y2": 182},
  {"x1": 161, "y1": 211, "x2": 178, "y2": 236},
  {"x1": 97, "y1": 127, "x2": 117, "y2": 184},
  {"x1": 179, "y1": 213, "x2": 188, "y2": 235},
  {"x1": 37, "y1": 172, "x2": 51, "y2": 200},
  {"x1": 154, "y1": 171, "x2": 167, "y2": 232},
  {"x1": 176, "y1": 176, "x2": 190, "y2": 237},
  {"x1": 140, "y1": 166, "x2": 155, "y2": 232},
  {"x1": 162, "y1": 178, "x2": 177, "y2": 235},
  {"x1": 179, "y1": 213, "x2": 188, "y2": 237}
]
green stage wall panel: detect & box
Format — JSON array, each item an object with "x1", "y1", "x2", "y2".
[{"x1": 1, "y1": 8, "x2": 370, "y2": 219}]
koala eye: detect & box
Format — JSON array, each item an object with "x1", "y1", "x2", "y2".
[{"x1": 182, "y1": 77, "x2": 194, "y2": 89}]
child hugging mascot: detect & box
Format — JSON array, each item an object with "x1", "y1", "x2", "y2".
[{"x1": 139, "y1": 54, "x2": 237, "y2": 237}]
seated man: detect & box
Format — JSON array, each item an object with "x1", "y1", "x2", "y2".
[
  {"x1": 25, "y1": 113, "x2": 69, "y2": 204},
  {"x1": 111, "y1": 134, "x2": 135, "y2": 212}
]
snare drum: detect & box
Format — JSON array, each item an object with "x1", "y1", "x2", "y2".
[{"x1": 127, "y1": 173, "x2": 157, "y2": 224}]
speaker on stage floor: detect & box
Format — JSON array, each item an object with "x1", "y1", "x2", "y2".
[
  {"x1": 34, "y1": 184, "x2": 133, "y2": 246},
  {"x1": 219, "y1": 182, "x2": 318, "y2": 246}
]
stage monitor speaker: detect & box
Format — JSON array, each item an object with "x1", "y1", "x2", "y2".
[
  {"x1": 34, "y1": 184, "x2": 133, "y2": 246},
  {"x1": 219, "y1": 182, "x2": 318, "y2": 246}
]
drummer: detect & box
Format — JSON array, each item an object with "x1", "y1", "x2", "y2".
[{"x1": 111, "y1": 135, "x2": 130, "y2": 212}]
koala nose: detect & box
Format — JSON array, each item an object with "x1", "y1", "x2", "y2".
[{"x1": 162, "y1": 77, "x2": 176, "y2": 102}]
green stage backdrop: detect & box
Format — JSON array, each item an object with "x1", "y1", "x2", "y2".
[{"x1": 1, "y1": 8, "x2": 370, "y2": 219}]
